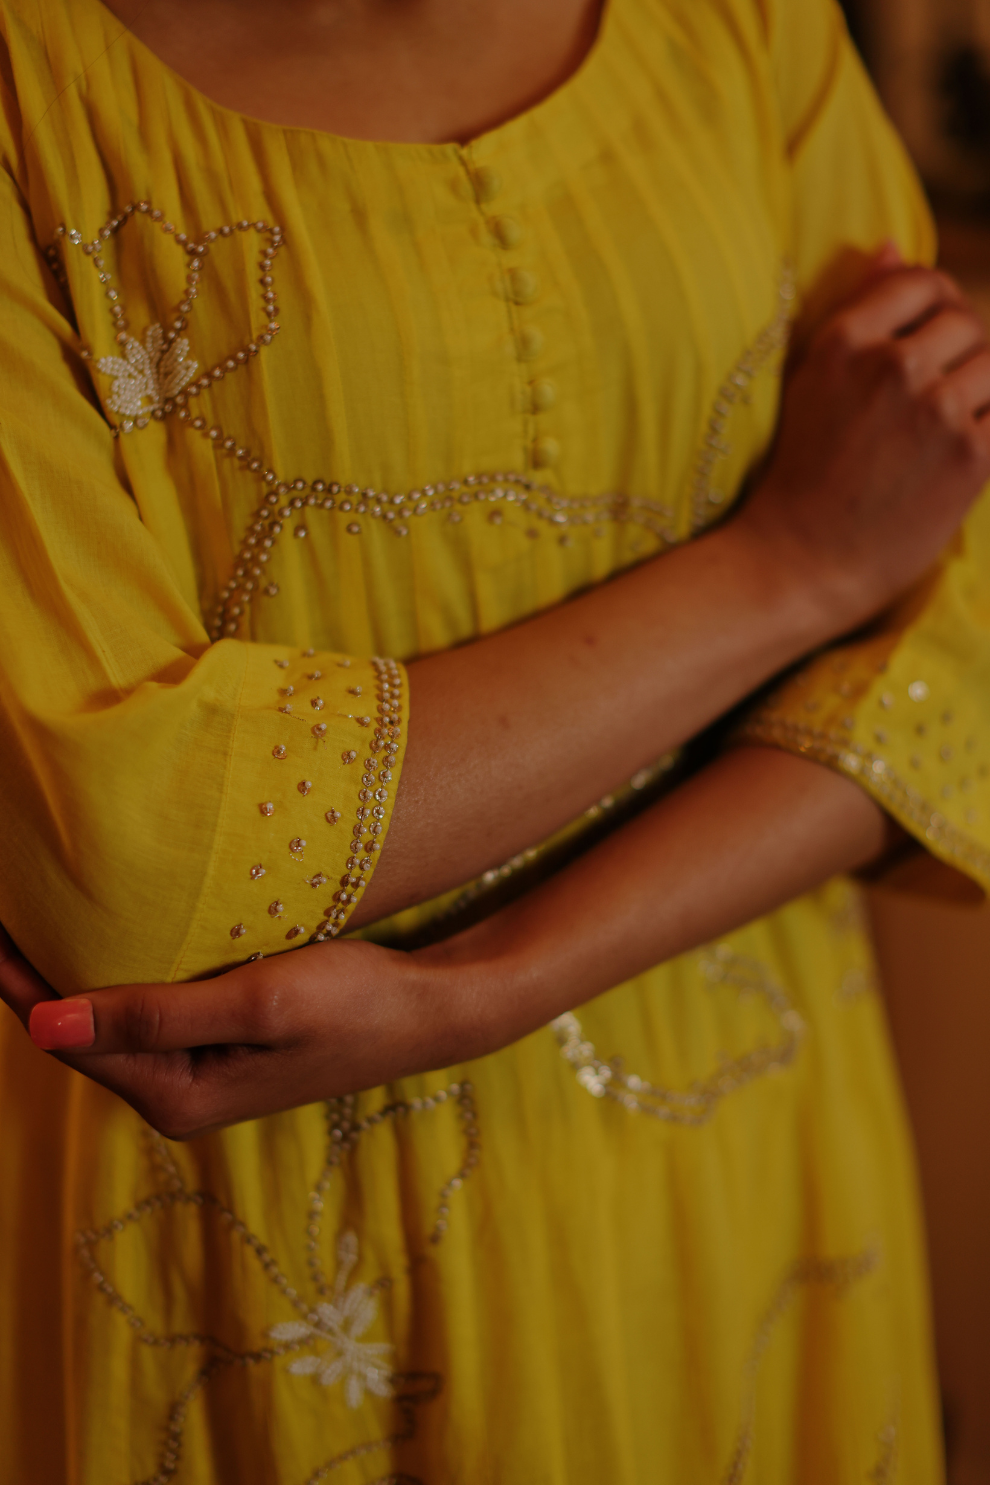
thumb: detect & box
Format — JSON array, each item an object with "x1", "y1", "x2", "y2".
[{"x1": 27, "y1": 959, "x2": 292, "y2": 1055}]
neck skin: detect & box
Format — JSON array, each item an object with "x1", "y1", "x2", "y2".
[{"x1": 98, "y1": 0, "x2": 605, "y2": 143}]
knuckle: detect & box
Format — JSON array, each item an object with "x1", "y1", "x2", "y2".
[
  {"x1": 122, "y1": 991, "x2": 165, "y2": 1052},
  {"x1": 137, "y1": 1089, "x2": 185, "y2": 1140},
  {"x1": 907, "y1": 265, "x2": 959, "y2": 304},
  {"x1": 133, "y1": 1068, "x2": 214, "y2": 1142},
  {"x1": 143, "y1": 1089, "x2": 205, "y2": 1142},
  {"x1": 934, "y1": 267, "x2": 963, "y2": 302},
  {"x1": 243, "y1": 975, "x2": 285, "y2": 1042},
  {"x1": 817, "y1": 315, "x2": 858, "y2": 363},
  {"x1": 875, "y1": 337, "x2": 915, "y2": 387},
  {"x1": 922, "y1": 380, "x2": 965, "y2": 432}
]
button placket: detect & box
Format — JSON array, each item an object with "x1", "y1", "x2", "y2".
[{"x1": 471, "y1": 160, "x2": 561, "y2": 487}]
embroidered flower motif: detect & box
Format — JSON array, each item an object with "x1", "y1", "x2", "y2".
[
  {"x1": 96, "y1": 324, "x2": 198, "y2": 416},
  {"x1": 268, "y1": 1231, "x2": 393, "y2": 1407}
]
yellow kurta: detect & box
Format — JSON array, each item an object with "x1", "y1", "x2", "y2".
[{"x1": 1, "y1": 0, "x2": 987, "y2": 1478}]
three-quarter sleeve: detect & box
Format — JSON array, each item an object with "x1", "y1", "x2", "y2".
[
  {"x1": 0, "y1": 164, "x2": 407, "y2": 992},
  {"x1": 734, "y1": 0, "x2": 990, "y2": 894}
]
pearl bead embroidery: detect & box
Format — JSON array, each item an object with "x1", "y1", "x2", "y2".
[
  {"x1": 46, "y1": 202, "x2": 282, "y2": 433},
  {"x1": 47, "y1": 206, "x2": 798, "y2": 651},
  {"x1": 234, "y1": 657, "x2": 403, "y2": 949},
  {"x1": 690, "y1": 266, "x2": 795, "y2": 532},
  {"x1": 208, "y1": 470, "x2": 681, "y2": 640}
]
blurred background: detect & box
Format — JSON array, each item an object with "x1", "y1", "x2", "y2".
[{"x1": 839, "y1": 4, "x2": 990, "y2": 1479}]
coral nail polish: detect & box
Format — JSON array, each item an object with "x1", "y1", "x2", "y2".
[{"x1": 29, "y1": 999, "x2": 95, "y2": 1051}]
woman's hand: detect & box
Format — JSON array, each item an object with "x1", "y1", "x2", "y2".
[
  {"x1": 742, "y1": 245, "x2": 990, "y2": 632},
  {"x1": 0, "y1": 928, "x2": 482, "y2": 1139}
]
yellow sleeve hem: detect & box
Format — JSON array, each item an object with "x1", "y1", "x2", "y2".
[
  {"x1": 172, "y1": 644, "x2": 407, "y2": 981},
  {"x1": 736, "y1": 714, "x2": 990, "y2": 895}
]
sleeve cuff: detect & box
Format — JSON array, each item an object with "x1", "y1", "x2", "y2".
[
  {"x1": 735, "y1": 620, "x2": 990, "y2": 895},
  {"x1": 174, "y1": 643, "x2": 406, "y2": 979}
]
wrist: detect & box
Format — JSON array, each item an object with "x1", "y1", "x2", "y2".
[
  {"x1": 413, "y1": 920, "x2": 551, "y2": 1062},
  {"x1": 720, "y1": 498, "x2": 858, "y2": 655}
]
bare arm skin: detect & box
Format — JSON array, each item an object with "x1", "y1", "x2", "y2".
[{"x1": 8, "y1": 746, "x2": 896, "y2": 1137}]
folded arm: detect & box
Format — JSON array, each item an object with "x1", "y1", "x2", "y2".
[
  {"x1": 356, "y1": 253, "x2": 990, "y2": 922},
  {"x1": 6, "y1": 743, "x2": 899, "y2": 1137}
]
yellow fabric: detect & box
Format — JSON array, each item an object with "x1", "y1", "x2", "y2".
[{"x1": 0, "y1": 0, "x2": 972, "y2": 1477}]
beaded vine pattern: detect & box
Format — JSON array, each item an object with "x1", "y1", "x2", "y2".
[
  {"x1": 76, "y1": 1085, "x2": 479, "y2": 1485},
  {"x1": 690, "y1": 264, "x2": 796, "y2": 533},
  {"x1": 211, "y1": 472, "x2": 679, "y2": 642},
  {"x1": 721, "y1": 1245, "x2": 884, "y2": 1485},
  {"x1": 552, "y1": 943, "x2": 805, "y2": 1125},
  {"x1": 44, "y1": 200, "x2": 283, "y2": 434},
  {"x1": 46, "y1": 204, "x2": 795, "y2": 643}
]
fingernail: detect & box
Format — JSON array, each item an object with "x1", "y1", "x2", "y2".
[{"x1": 29, "y1": 999, "x2": 95, "y2": 1051}]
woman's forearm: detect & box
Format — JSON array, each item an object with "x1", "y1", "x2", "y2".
[
  {"x1": 417, "y1": 745, "x2": 900, "y2": 1055},
  {"x1": 354, "y1": 521, "x2": 829, "y2": 926}
]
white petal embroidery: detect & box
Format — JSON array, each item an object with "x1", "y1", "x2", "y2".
[
  {"x1": 96, "y1": 323, "x2": 198, "y2": 417},
  {"x1": 269, "y1": 1320, "x2": 315, "y2": 1343},
  {"x1": 268, "y1": 1230, "x2": 393, "y2": 1408}
]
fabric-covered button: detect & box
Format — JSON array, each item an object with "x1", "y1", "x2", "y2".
[
  {"x1": 518, "y1": 326, "x2": 545, "y2": 360},
  {"x1": 508, "y1": 268, "x2": 540, "y2": 304},
  {"x1": 491, "y1": 214, "x2": 522, "y2": 248},
  {"x1": 472, "y1": 167, "x2": 502, "y2": 202},
  {"x1": 532, "y1": 436, "x2": 560, "y2": 467},
  {"x1": 530, "y1": 378, "x2": 557, "y2": 412}
]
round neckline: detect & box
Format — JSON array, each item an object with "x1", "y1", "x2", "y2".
[{"x1": 88, "y1": 0, "x2": 619, "y2": 158}]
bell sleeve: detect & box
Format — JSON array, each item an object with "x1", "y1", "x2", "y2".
[
  {"x1": 0, "y1": 165, "x2": 407, "y2": 993},
  {"x1": 735, "y1": 0, "x2": 990, "y2": 894}
]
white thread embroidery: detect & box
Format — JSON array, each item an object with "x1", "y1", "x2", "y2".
[
  {"x1": 268, "y1": 1230, "x2": 393, "y2": 1407},
  {"x1": 97, "y1": 324, "x2": 198, "y2": 417}
]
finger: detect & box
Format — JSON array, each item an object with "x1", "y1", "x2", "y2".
[
  {"x1": 945, "y1": 348, "x2": 990, "y2": 420},
  {"x1": 893, "y1": 306, "x2": 989, "y2": 393},
  {"x1": 27, "y1": 955, "x2": 312, "y2": 1056},
  {"x1": 0, "y1": 923, "x2": 59, "y2": 1027},
  {"x1": 837, "y1": 266, "x2": 964, "y2": 347}
]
